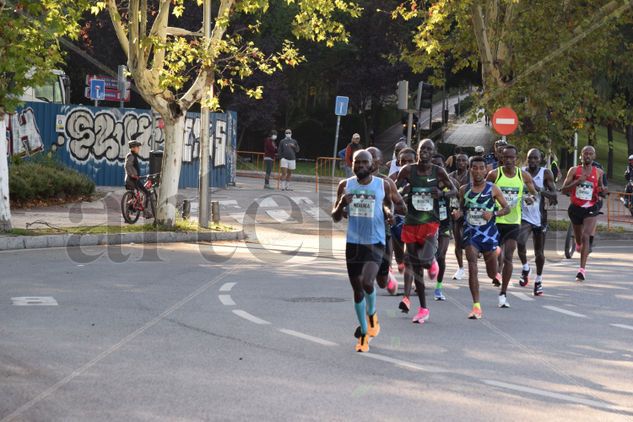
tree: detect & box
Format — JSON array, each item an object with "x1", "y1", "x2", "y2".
[
  {"x1": 394, "y1": 0, "x2": 631, "y2": 154},
  {"x1": 100, "y1": 0, "x2": 361, "y2": 227},
  {"x1": 0, "y1": 0, "x2": 91, "y2": 231}
]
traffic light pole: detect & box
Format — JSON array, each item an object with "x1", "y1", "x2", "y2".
[
  {"x1": 198, "y1": 0, "x2": 211, "y2": 228},
  {"x1": 406, "y1": 112, "x2": 414, "y2": 147}
]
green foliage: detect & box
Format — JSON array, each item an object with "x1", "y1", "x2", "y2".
[
  {"x1": 0, "y1": 0, "x2": 92, "y2": 113},
  {"x1": 9, "y1": 158, "x2": 95, "y2": 205}
]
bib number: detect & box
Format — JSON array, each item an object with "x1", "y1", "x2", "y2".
[
  {"x1": 501, "y1": 188, "x2": 520, "y2": 208},
  {"x1": 576, "y1": 182, "x2": 594, "y2": 201},
  {"x1": 349, "y1": 190, "x2": 375, "y2": 218},
  {"x1": 439, "y1": 203, "x2": 448, "y2": 221},
  {"x1": 467, "y1": 208, "x2": 487, "y2": 226},
  {"x1": 412, "y1": 188, "x2": 434, "y2": 211}
]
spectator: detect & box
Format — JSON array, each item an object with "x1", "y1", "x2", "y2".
[
  {"x1": 344, "y1": 133, "x2": 362, "y2": 177},
  {"x1": 278, "y1": 128, "x2": 300, "y2": 191},
  {"x1": 263, "y1": 130, "x2": 277, "y2": 189}
]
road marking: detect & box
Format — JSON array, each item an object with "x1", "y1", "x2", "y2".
[
  {"x1": 360, "y1": 352, "x2": 445, "y2": 373},
  {"x1": 256, "y1": 197, "x2": 278, "y2": 207},
  {"x1": 304, "y1": 207, "x2": 331, "y2": 221},
  {"x1": 293, "y1": 197, "x2": 314, "y2": 205},
  {"x1": 1, "y1": 266, "x2": 240, "y2": 422},
  {"x1": 218, "y1": 295, "x2": 235, "y2": 306},
  {"x1": 228, "y1": 212, "x2": 245, "y2": 223},
  {"x1": 484, "y1": 380, "x2": 619, "y2": 411},
  {"x1": 232, "y1": 309, "x2": 271, "y2": 325},
  {"x1": 265, "y1": 209, "x2": 294, "y2": 223},
  {"x1": 219, "y1": 282, "x2": 237, "y2": 292},
  {"x1": 542, "y1": 305, "x2": 587, "y2": 318},
  {"x1": 610, "y1": 323, "x2": 633, "y2": 331},
  {"x1": 219, "y1": 200, "x2": 239, "y2": 208},
  {"x1": 278, "y1": 329, "x2": 338, "y2": 346},
  {"x1": 509, "y1": 292, "x2": 534, "y2": 301},
  {"x1": 11, "y1": 297, "x2": 58, "y2": 306}
]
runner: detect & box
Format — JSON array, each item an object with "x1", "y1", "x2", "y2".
[
  {"x1": 387, "y1": 140, "x2": 408, "y2": 179},
  {"x1": 449, "y1": 152, "x2": 469, "y2": 280},
  {"x1": 454, "y1": 156, "x2": 511, "y2": 319},
  {"x1": 561, "y1": 146, "x2": 608, "y2": 281},
  {"x1": 367, "y1": 146, "x2": 407, "y2": 296},
  {"x1": 486, "y1": 145, "x2": 538, "y2": 308},
  {"x1": 392, "y1": 148, "x2": 417, "y2": 313},
  {"x1": 430, "y1": 154, "x2": 458, "y2": 301},
  {"x1": 517, "y1": 149, "x2": 558, "y2": 296},
  {"x1": 485, "y1": 139, "x2": 507, "y2": 172},
  {"x1": 332, "y1": 149, "x2": 398, "y2": 352},
  {"x1": 396, "y1": 139, "x2": 457, "y2": 323}
]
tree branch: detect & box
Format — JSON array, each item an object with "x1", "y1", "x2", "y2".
[
  {"x1": 106, "y1": 0, "x2": 130, "y2": 59},
  {"x1": 149, "y1": 0, "x2": 170, "y2": 77}
]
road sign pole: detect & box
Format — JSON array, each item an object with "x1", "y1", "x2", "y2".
[
  {"x1": 198, "y1": 0, "x2": 212, "y2": 228},
  {"x1": 573, "y1": 131, "x2": 578, "y2": 167},
  {"x1": 332, "y1": 115, "x2": 342, "y2": 178}
]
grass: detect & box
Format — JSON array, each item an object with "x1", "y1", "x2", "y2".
[
  {"x1": 8, "y1": 219, "x2": 235, "y2": 237},
  {"x1": 577, "y1": 126, "x2": 629, "y2": 186}
]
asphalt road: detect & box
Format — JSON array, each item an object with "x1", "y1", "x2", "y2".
[{"x1": 2, "y1": 184, "x2": 633, "y2": 421}]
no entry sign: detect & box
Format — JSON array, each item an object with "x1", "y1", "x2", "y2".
[{"x1": 492, "y1": 107, "x2": 519, "y2": 136}]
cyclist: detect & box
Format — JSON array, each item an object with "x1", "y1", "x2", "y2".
[{"x1": 124, "y1": 140, "x2": 152, "y2": 219}]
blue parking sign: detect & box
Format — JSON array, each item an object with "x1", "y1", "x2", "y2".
[
  {"x1": 90, "y1": 79, "x2": 106, "y2": 101},
  {"x1": 335, "y1": 96, "x2": 349, "y2": 116}
]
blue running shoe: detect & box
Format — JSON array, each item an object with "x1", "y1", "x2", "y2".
[{"x1": 434, "y1": 288, "x2": 446, "y2": 301}]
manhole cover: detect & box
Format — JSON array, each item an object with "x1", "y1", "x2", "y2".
[{"x1": 284, "y1": 297, "x2": 346, "y2": 303}]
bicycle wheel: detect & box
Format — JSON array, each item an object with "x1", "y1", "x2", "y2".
[
  {"x1": 564, "y1": 223, "x2": 575, "y2": 259},
  {"x1": 121, "y1": 191, "x2": 141, "y2": 224},
  {"x1": 149, "y1": 191, "x2": 157, "y2": 221}
]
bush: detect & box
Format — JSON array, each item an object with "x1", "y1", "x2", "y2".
[{"x1": 9, "y1": 158, "x2": 95, "y2": 205}]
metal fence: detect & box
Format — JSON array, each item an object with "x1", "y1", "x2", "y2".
[
  {"x1": 607, "y1": 191, "x2": 633, "y2": 230},
  {"x1": 315, "y1": 157, "x2": 344, "y2": 192}
]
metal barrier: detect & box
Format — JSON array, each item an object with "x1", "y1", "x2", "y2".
[
  {"x1": 607, "y1": 191, "x2": 633, "y2": 230},
  {"x1": 237, "y1": 150, "x2": 281, "y2": 189},
  {"x1": 315, "y1": 157, "x2": 344, "y2": 192}
]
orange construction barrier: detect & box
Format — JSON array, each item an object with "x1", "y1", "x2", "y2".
[
  {"x1": 607, "y1": 191, "x2": 633, "y2": 230},
  {"x1": 315, "y1": 157, "x2": 344, "y2": 192}
]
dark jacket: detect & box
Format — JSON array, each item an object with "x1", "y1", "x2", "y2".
[
  {"x1": 124, "y1": 152, "x2": 141, "y2": 188},
  {"x1": 278, "y1": 137, "x2": 300, "y2": 160},
  {"x1": 625, "y1": 165, "x2": 633, "y2": 183},
  {"x1": 264, "y1": 137, "x2": 277, "y2": 159}
]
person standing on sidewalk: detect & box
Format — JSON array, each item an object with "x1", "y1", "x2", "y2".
[
  {"x1": 486, "y1": 145, "x2": 538, "y2": 308},
  {"x1": 263, "y1": 130, "x2": 277, "y2": 189},
  {"x1": 344, "y1": 133, "x2": 363, "y2": 178},
  {"x1": 449, "y1": 152, "x2": 470, "y2": 280},
  {"x1": 517, "y1": 149, "x2": 558, "y2": 296},
  {"x1": 278, "y1": 128, "x2": 300, "y2": 191},
  {"x1": 453, "y1": 156, "x2": 510, "y2": 319},
  {"x1": 561, "y1": 146, "x2": 607, "y2": 282},
  {"x1": 396, "y1": 139, "x2": 457, "y2": 324},
  {"x1": 332, "y1": 149, "x2": 397, "y2": 352}
]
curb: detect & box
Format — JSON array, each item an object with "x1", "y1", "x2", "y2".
[{"x1": 0, "y1": 230, "x2": 244, "y2": 252}]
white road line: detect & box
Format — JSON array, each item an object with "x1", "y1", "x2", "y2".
[
  {"x1": 265, "y1": 209, "x2": 294, "y2": 223},
  {"x1": 219, "y1": 282, "x2": 237, "y2": 292},
  {"x1": 542, "y1": 305, "x2": 587, "y2": 318},
  {"x1": 218, "y1": 295, "x2": 235, "y2": 306},
  {"x1": 219, "y1": 200, "x2": 239, "y2": 208},
  {"x1": 360, "y1": 352, "x2": 445, "y2": 373},
  {"x1": 293, "y1": 196, "x2": 314, "y2": 205},
  {"x1": 509, "y1": 292, "x2": 534, "y2": 302},
  {"x1": 304, "y1": 207, "x2": 331, "y2": 221},
  {"x1": 278, "y1": 329, "x2": 338, "y2": 346},
  {"x1": 610, "y1": 323, "x2": 633, "y2": 331},
  {"x1": 232, "y1": 309, "x2": 271, "y2": 325},
  {"x1": 11, "y1": 297, "x2": 58, "y2": 306},
  {"x1": 256, "y1": 197, "x2": 278, "y2": 207},
  {"x1": 484, "y1": 380, "x2": 620, "y2": 411}
]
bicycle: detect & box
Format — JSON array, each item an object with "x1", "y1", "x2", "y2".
[{"x1": 121, "y1": 174, "x2": 159, "y2": 224}]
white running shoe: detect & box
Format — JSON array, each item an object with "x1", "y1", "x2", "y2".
[
  {"x1": 452, "y1": 268, "x2": 465, "y2": 280},
  {"x1": 498, "y1": 294, "x2": 511, "y2": 308}
]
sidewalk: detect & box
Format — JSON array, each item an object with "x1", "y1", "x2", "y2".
[{"x1": 444, "y1": 117, "x2": 494, "y2": 150}]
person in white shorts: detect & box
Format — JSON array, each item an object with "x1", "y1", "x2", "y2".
[{"x1": 278, "y1": 129, "x2": 300, "y2": 190}]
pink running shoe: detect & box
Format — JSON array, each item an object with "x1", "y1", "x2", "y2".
[
  {"x1": 387, "y1": 269, "x2": 398, "y2": 295},
  {"x1": 412, "y1": 307, "x2": 430, "y2": 324},
  {"x1": 427, "y1": 260, "x2": 439, "y2": 281},
  {"x1": 575, "y1": 268, "x2": 586, "y2": 282}
]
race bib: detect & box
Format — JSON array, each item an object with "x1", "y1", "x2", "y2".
[
  {"x1": 412, "y1": 187, "x2": 434, "y2": 211},
  {"x1": 439, "y1": 203, "x2": 448, "y2": 221},
  {"x1": 576, "y1": 182, "x2": 594, "y2": 201},
  {"x1": 467, "y1": 208, "x2": 487, "y2": 226},
  {"x1": 501, "y1": 187, "x2": 520, "y2": 208},
  {"x1": 349, "y1": 189, "x2": 375, "y2": 218},
  {"x1": 450, "y1": 196, "x2": 459, "y2": 209}
]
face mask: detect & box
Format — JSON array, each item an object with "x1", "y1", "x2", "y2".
[
  {"x1": 271, "y1": 135, "x2": 277, "y2": 141},
  {"x1": 285, "y1": 133, "x2": 291, "y2": 138}
]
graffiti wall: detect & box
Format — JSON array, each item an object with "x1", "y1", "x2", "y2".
[{"x1": 6, "y1": 102, "x2": 236, "y2": 188}]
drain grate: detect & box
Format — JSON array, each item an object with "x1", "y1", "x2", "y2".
[{"x1": 284, "y1": 297, "x2": 346, "y2": 303}]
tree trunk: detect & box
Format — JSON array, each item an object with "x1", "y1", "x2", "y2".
[
  {"x1": 156, "y1": 114, "x2": 186, "y2": 227},
  {"x1": 627, "y1": 124, "x2": 633, "y2": 157},
  {"x1": 0, "y1": 114, "x2": 12, "y2": 231},
  {"x1": 607, "y1": 123, "x2": 614, "y2": 179}
]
